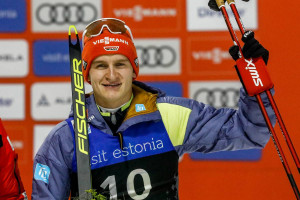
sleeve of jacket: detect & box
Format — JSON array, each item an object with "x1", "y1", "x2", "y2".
[
  {"x1": 32, "y1": 121, "x2": 74, "y2": 200},
  {"x1": 157, "y1": 88, "x2": 276, "y2": 157},
  {"x1": 0, "y1": 119, "x2": 27, "y2": 200}
]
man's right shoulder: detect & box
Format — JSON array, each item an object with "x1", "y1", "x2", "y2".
[
  {"x1": 36, "y1": 120, "x2": 74, "y2": 157},
  {"x1": 48, "y1": 120, "x2": 73, "y2": 140}
]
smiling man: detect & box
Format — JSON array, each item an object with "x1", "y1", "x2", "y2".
[{"x1": 32, "y1": 18, "x2": 275, "y2": 200}]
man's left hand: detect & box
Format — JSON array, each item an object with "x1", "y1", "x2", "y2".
[{"x1": 229, "y1": 31, "x2": 269, "y2": 65}]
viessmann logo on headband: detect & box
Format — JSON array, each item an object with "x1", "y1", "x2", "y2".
[
  {"x1": 93, "y1": 37, "x2": 129, "y2": 45},
  {"x1": 104, "y1": 46, "x2": 120, "y2": 51}
]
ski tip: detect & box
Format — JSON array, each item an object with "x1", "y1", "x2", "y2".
[{"x1": 69, "y1": 25, "x2": 78, "y2": 36}]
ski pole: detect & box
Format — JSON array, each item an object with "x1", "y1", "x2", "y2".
[
  {"x1": 227, "y1": 0, "x2": 300, "y2": 173},
  {"x1": 214, "y1": 0, "x2": 300, "y2": 199}
]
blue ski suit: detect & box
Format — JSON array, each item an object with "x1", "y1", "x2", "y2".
[{"x1": 32, "y1": 81, "x2": 275, "y2": 199}]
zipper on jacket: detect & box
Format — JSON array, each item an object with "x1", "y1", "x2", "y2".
[{"x1": 116, "y1": 132, "x2": 124, "y2": 150}]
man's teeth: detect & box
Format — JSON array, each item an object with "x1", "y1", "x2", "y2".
[{"x1": 104, "y1": 84, "x2": 120, "y2": 86}]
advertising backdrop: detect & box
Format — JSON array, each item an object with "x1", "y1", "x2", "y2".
[{"x1": 1, "y1": 0, "x2": 300, "y2": 199}]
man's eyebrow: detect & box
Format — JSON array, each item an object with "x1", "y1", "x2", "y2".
[
  {"x1": 92, "y1": 59, "x2": 129, "y2": 64},
  {"x1": 92, "y1": 60, "x2": 105, "y2": 64},
  {"x1": 115, "y1": 59, "x2": 130, "y2": 62}
]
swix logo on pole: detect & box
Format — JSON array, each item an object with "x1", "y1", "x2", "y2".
[
  {"x1": 244, "y1": 58, "x2": 263, "y2": 87},
  {"x1": 236, "y1": 57, "x2": 273, "y2": 96}
]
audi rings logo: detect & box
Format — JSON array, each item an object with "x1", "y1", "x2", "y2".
[
  {"x1": 36, "y1": 3, "x2": 97, "y2": 25},
  {"x1": 136, "y1": 46, "x2": 176, "y2": 68},
  {"x1": 193, "y1": 88, "x2": 240, "y2": 109},
  {"x1": 135, "y1": 39, "x2": 180, "y2": 75}
]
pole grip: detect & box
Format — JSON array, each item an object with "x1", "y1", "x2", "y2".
[
  {"x1": 226, "y1": 0, "x2": 235, "y2": 4},
  {"x1": 215, "y1": 0, "x2": 226, "y2": 8}
]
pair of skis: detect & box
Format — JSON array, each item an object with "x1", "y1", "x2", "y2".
[{"x1": 214, "y1": 0, "x2": 300, "y2": 199}]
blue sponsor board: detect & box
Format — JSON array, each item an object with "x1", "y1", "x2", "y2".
[
  {"x1": 34, "y1": 40, "x2": 73, "y2": 76},
  {"x1": 145, "y1": 82, "x2": 182, "y2": 97},
  {"x1": 0, "y1": 0, "x2": 26, "y2": 32}
]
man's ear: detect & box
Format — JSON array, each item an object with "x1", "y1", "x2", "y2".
[{"x1": 133, "y1": 72, "x2": 137, "y2": 79}]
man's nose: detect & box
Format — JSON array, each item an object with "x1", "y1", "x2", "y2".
[{"x1": 106, "y1": 65, "x2": 117, "y2": 79}]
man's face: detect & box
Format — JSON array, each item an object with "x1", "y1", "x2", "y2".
[{"x1": 89, "y1": 54, "x2": 136, "y2": 108}]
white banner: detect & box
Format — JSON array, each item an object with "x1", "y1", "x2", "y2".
[
  {"x1": 135, "y1": 38, "x2": 181, "y2": 75},
  {"x1": 31, "y1": 0, "x2": 102, "y2": 32},
  {"x1": 31, "y1": 82, "x2": 92, "y2": 120},
  {"x1": 0, "y1": 40, "x2": 28, "y2": 77},
  {"x1": 187, "y1": 0, "x2": 257, "y2": 31},
  {"x1": 0, "y1": 84, "x2": 25, "y2": 120},
  {"x1": 189, "y1": 81, "x2": 242, "y2": 109}
]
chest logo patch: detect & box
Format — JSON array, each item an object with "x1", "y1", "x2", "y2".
[{"x1": 135, "y1": 104, "x2": 146, "y2": 112}]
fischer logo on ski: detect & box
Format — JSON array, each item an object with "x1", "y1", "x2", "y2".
[{"x1": 72, "y1": 58, "x2": 89, "y2": 155}]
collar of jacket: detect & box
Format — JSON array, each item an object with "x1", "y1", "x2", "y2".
[
  {"x1": 97, "y1": 94, "x2": 133, "y2": 117},
  {"x1": 84, "y1": 82, "x2": 162, "y2": 134}
]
